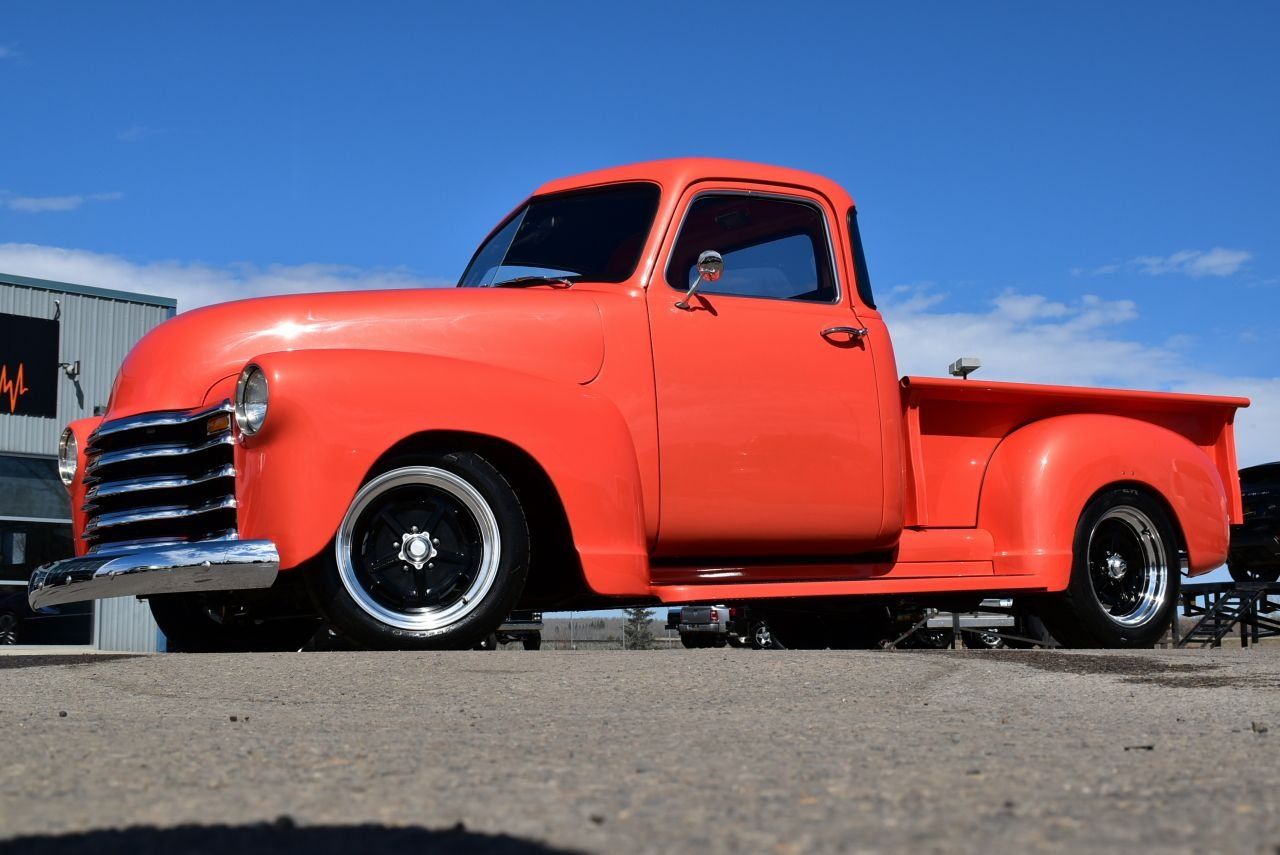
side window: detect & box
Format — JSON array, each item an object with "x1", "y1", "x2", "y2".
[{"x1": 665, "y1": 194, "x2": 838, "y2": 303}]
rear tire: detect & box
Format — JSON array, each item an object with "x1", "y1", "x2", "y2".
[
  {"x1": 750, "y1": 619, "x2": 778, "y2": 650},
  {"x1": 149, "y1": 594, "x2": 320, "y2": 653},
  {"x1": 0, "y1": 610, "x2": 19, "y2": 645},
  {"x1": 680, "y1": 633, "x2": 708, "y2": 649},
  {"x1": 1040, "y1": 488, "x2": 1180, "y2": 648},
  {"x1": 308, "y1": 452, "x2": 530, "y2": 650},
  {"x1": 765, "y1": 613, "x2": 827, "y2": 649},
  {"x1": 522, "y1": 632, "x2": 542, "y2": 651},
  {"x1": 1227, "y1": 561, "x2": 1280, "y2": 585},
  {"x1": 961, "y1": 627, "x2": 1008, "y2": 650}
]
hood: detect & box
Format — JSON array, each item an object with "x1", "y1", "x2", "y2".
[{"x1": 107, "y1": 288, "x2": 606, "y2": 418}]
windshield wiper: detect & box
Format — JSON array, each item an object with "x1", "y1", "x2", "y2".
[{"x1": 489, "y1": 275, "x2": 574, "y2": 289}]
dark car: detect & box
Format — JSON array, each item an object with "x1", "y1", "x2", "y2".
[
  {"x1": 0, "y1": 586, "x2": 93, "y2": 646},
  {"x1": 1228, "y1": 463, "x2": 1280, "y2": 584}
]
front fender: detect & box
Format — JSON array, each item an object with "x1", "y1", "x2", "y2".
[
  {"x1": 234, "y1": 349, "x2": 649, "y2": 596},
  {"x1": 978, "y1": 413, "x2": 1231, "y2": 590},
  {"x1": 65, "y1": 416, "x2": 102, "y2": 556}
]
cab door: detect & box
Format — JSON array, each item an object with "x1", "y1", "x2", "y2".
[{"x1": 647, "y1": 184, "x2": 886, "y2": 558}]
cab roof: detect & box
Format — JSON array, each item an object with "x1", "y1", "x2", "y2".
[{"x1": 533, "y1": 158, "x2": 856, "y2": 211}]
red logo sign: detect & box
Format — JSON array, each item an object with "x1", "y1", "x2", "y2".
[{"x1": 0, "y1": 362, "x2": 30, "y2": 414}]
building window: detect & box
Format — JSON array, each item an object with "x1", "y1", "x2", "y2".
[{"x1": 0, "y1": 456, "x2": 89, "y2": 646}]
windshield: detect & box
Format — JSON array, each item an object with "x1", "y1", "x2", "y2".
[{"x1": 458, "y1": 182, "x2": 660, "y2": 287}]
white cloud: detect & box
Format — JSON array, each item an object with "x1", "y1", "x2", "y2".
[
  {"x1": 116, "y1": 125, "x2": 160, "y2": 142},
  {"x1": 0, "y1": 45, "x2": 17, "y2": 59},
  {"x1": 1, "y1": 191, "x2": 123, "y2": 212},
  {"x1": 1103, "y1": 247, "x2": 1252, "y2": 278},
  {"x1": 0, "y1": 242, "x2": 444, "y2": 312},
  {"x1": 883, "y1": 286, "x2": 1279, "y2": 466},
  {"x1": 1134, "y1": 247, "x2": 1252, "y2": 277}
]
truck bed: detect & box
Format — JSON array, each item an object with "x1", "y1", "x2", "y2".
[{"x1": 901, "y1": 376, "x2": 1248, "y2": 529}]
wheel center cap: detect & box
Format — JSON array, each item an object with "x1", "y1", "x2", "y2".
[
  {"x1": 1105, "y1": 552, "x2": 1128, "y2": 580},
  {"x1": 398, "y1": 531, "x2": 438, "y2": 570}
]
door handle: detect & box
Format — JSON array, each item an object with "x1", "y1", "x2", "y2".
[{"x1": 821, "y1": 326, "x2": 869, "y2": 342}]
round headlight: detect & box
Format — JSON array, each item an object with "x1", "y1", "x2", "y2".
[
  {"x1": 58, "y1": 427, "x2": 78, "y2": 486},
  {"x1": 234, "y1": 364, "x2": 269, "y2": 436}
]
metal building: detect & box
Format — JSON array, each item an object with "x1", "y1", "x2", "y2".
[{"x1": 0, "y1": 272, "x2": 176, "y2": 652}]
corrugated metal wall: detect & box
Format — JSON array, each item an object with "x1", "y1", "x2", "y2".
[
  {"x1": 0, "y1": 278, "x2": 172, "y2": 455},
  {"x1": 2, "y1": 274, "x2": 174, "y2": 652},
  {"x1": 95, "y1": 596, "x2": 162, "y2": 653}
]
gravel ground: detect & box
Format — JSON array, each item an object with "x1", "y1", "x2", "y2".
[{"x1": 0, "y1": 648, "x2": 1278, "y2": 854}]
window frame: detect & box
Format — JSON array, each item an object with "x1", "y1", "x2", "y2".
[{"x1": 663, "y1": 189, "x2": 843, "y2": 306}]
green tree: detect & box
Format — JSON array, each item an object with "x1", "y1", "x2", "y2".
[{"x1": 623, "y1": 607, "x2": 654, "y2": 650}]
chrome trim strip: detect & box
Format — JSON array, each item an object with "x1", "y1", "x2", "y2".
[
  {"x1": 28, "y1": 539, "x2": 279, "y2": 609},
  {"x1": 86, "y1": 434, "x2": 235, "y2": 476},
  {"x1": 90, "y1": 401, "x2": 234, "y2": 443},
  {"x1": 84, "y1": 465, "x2": 237, "y2": 505},
  {"x1": 86, "y1": 530, "x2": 240, "y2": 555},
  {"x1": 83, "y1": 496, "x2": 237, "y2": 535}
]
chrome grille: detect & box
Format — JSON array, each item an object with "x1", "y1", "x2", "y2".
[{"x1": 83, "y1": 402, "x2": 238, "y2": 553}]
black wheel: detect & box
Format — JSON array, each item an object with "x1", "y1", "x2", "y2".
[
  {"x1": 679, "y1": 633, "x2": 706, "y2": 649},
  {"x1": 727, "y1": 635, "x2": 750, "y2": 649},
  {"x1": 1227, "y1": 561, "x2": 1280, "y2": 585},
  {"x1": 149, "y1": 595, "x2": 320, "y2": 653},
  {"x1": 1003, "y1": 613, "x2": 1051, "y2": 648},
  {"x1": 308, "y1": 452, "x2": 530, "y2": 650},
  {"x1": 750, "y1": 619, "x2": 778, "y2": 650},
  {"x1": 908, "y1": 628, "x2": 954, "y2": 649},
  {"x1": 765, "y1": 613, "x2": 827, "y2": 649},
  {"x1": 961, "y1": 627, "x2": 1008, "y2": 650},
  {"x1": 1040, "y1": 488, "x2": 1180, "y2": 648},
  {"x1": 522, "y1": 632, "x2": 542, "y2": 651},
  {"x1": 827, "y1": 606, "x2": 893, "y2": 650},
  {"x1": 0, "y1": 611, "x2": 18, "y2": 645},
  {"x1": 473, "y1": 632, "x2": 499, "y2": 651}
]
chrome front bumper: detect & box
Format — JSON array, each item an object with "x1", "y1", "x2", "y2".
[{"x1": 28, "y1": 540, "x2": 280, "y2": 609}]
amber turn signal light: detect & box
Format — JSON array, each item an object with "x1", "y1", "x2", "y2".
[{"x1": 206, "y1": 413, "x2": 232, "y2": 435}]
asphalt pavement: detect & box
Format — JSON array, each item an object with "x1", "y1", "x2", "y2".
[{"x1": 1, "y1": 648, "x2": 1278, "y2": 854}]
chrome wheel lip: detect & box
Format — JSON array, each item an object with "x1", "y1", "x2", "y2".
[
  {"x1": 1087, "y1": 505, "x2": 1169, "y2": 628},
  {"x1": 335, "y1": 466, "x2": 501, "y2": 632}
]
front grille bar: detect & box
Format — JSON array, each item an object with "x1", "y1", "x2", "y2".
[
  {"x1": 83, "y1": 495, "x2": 238, "y2": 536},
  {"x1": 89, "y1": 401, "x2": 233, "y2": 442},
  {"x1": 86, "y1": 434, "x2": 235, "y2": 479},
  {"x1": 84, "y1": 464, "x2": 236, "y2": 507}
]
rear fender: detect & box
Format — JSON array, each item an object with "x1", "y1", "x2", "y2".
[
  {"x1": 978, "y1": 413, "x2": 1230, "y2": 589},
  {"x1": 234, "y1": 349, "x2": 649, "y2": 596}
]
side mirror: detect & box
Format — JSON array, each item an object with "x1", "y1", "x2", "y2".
[{"x1": 676, "y1": 250, "x2": 723, "y2": 310}]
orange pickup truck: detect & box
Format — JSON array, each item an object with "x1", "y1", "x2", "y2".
[{"x1": 31, "y1": 158, "x2": 1248, "y2": 651}]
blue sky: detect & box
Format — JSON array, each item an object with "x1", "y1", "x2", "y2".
[{"x1": 1, "y1": 1, "x2": 1277, "y2": 469}]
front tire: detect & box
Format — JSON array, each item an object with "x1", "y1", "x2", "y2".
[
  {"x1": 308, "y1": 452, "x2": 530, "y2": 650},
  {"x1": 1040, "y1": 488, "x2": 1180, "y2": 648}
]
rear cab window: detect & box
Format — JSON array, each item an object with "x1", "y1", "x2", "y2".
[{"x1": 847, "y1": 207, "x2": 876, "y2": 309}]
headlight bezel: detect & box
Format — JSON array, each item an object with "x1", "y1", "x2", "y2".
[
  {"x1": 58, "y1": 427, "x2": 78, "y2": 486},
  {"x1": 234, "y1": 364, "x2": 270, "y2": 437}
]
